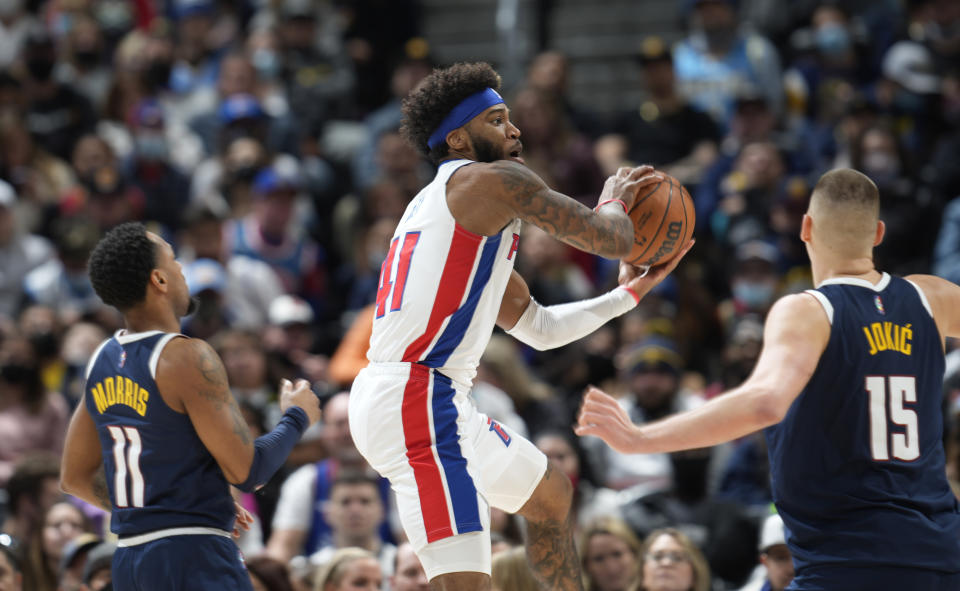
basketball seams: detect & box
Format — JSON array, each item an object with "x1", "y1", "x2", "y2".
[
  {"x1": 628, "y1": 177, "x2": 674, "y2": 265},
  {"x1": 629, "y1": 180, "x2": 664, "y2": 214}
]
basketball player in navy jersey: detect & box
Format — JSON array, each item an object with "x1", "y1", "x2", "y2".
[
  {"x1": 60, "y1": 223, "x2": 323, "y2": 590},
  {"x1": 577, "y1": 168, "x2": 960, "y2": 590}
]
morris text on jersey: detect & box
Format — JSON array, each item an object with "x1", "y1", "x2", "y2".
[{"x1": 90, "y1": 376, "x2": 150, "y2": 416}]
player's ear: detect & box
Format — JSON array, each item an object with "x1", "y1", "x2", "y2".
[
  {"x1": 799, "y1": 214, "x2": 813, "y2": 243},
  {"x1": 446, "y1": 128, "x2": 468, "y2": 152},
  {"x1": 873, "y1": 220, "x2": 885, "y2": 247},
  {"x1": 150, "y1": 269, "x2": 168, "y2": 292}
]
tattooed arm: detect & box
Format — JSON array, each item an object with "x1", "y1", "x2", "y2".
[
  {"x1": 159, "y1": 338, "x2": 322, "y2": 489},
  {"x1": 60, "y1": 401, "x2": 112, "y2": 511},
  {"x1": 447, "y1": 161, "x2": 661, "y2": 259}
]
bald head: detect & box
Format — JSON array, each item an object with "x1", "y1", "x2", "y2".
[{"x1": 807, "y1": 169, "x2": 880, "y2": 258}]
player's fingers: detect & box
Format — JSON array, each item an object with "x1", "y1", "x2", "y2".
[
  {"x1": 616, "y1": 166, "x2": 633, "y2": 178},
  {"x1": 629, "y1": 164, "x2": 655, "y2": 178},
  {"x1": 584, "y1": 386, "x2": 620, "y2": 406}
]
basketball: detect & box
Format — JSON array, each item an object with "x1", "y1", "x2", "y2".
[{"x1": 625, "y1": 172, "x2": 695, "y2": 267}]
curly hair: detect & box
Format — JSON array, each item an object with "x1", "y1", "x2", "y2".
[
  {"x1": 400, "y1": 61, "x2": 502, "y2": 162},
  {"x1": 88, "y1": 222, "x2": 157, "y2": 311}
]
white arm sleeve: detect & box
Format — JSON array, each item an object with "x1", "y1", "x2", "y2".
[{"x1": 505, "y1": 287, "x2": 638, "y2": 351}]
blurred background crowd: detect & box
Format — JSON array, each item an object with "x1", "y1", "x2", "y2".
[{"x1": 0, "y1": 0, "x2": 958, "y2": 590}]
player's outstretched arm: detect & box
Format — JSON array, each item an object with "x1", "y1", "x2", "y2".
[
  {"x1": 455, "y1": 162, "x2": 661, "y2": 259},
  {"x1": 60, "y1": 402, "x2": 112, "y2": 511},
  {"x1": 498, "y1": 241, "x2": 694, "y2": 351},
  {"x1": 160, "y1": 339, "x2": 321, "y2": 491},
  {"x1": 576, "y1": 293, "x2": 828, "y2": 453}
]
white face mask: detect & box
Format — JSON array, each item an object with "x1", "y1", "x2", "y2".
[{"x1": 0, "y1": 0, "x2": 23, "y2": 18}]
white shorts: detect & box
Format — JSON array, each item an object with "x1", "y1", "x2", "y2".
[{"x1": 348, "y1": 362, "x2": 548, "y2": 579}]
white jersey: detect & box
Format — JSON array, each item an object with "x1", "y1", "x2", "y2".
[{"x1": 367, "y1": 159, "x2": 521, "y2": 385}]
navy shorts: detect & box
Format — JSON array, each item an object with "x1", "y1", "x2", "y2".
[
  {"x1": 112, "y1": 535, "x2": 252, "y2": 591},
  {"x1": 789, "y1": 564, "x2": 960, "y2": 591}
]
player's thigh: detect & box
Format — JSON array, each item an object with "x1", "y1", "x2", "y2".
[
  {"x1": 116, "y1": 535, "x2": 253, "y2": 591},
  {"x1": 461, "y1": 402, "x2": 548, "y2": 515}
]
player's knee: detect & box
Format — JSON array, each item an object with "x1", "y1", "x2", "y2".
[{"x1": 521, "y1": 464, "x2": 573, "y2": 523}]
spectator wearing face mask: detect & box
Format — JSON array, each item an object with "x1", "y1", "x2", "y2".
[
  {"x1": 123, "y1": 99, "x2": 191, "y2": 234},
  {"x1": 718, "y1": 240, "x2": 782, "y2": 331},
  {"x1": 673, "y1": 0, "x2": 783, "y2": 128}
]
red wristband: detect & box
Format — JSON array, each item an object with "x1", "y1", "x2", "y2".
[
  {"x1": 618, "y1": 285, "x2": 641, "y2": 304},
  {"x1": 595, "y1": 198, "x2": 628, "y2": 214}
]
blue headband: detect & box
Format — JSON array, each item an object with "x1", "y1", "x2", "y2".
[{"x1": 426, "y1": 88, "x2": 505, "y2": 150}]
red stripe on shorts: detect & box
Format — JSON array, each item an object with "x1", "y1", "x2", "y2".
[{"x1": 401, "y1": 363, "x2": 453, "y2": 542}]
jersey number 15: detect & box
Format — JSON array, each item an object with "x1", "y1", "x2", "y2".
[{"x1": 867, "y1": 375, "x2": 919, "y2": 462}]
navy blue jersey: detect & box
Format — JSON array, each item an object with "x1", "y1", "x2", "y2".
[
  {"x1": 85, "y1": 330, "x2": 234, "y2": 536},
  {"x1": 765, "y1": 274, "x2": 960, "y2": 574}
]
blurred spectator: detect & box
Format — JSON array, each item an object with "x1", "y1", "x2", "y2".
[
  {"x1": 307, "y1": 471, "x2": 396, "y2": 579},
  {"x1": 0, "y1": 0, "x2": 35, "y2": 69},
  {"x1": 189, "y1": 52, "x2": 299, "y2": 158},
  {"x1": 57, "y1": 323, "x2": 110, "y2": 406},
  {"x1": 225, "y1": 163, "x2": 329, "y2": 312},
  {"x1": 877, "y1": 40, "x2": 944, "y2": 161},
  {"x1": 784, "y1": 4, "x2": 874, "y2": 124},
  {"x1": 638, "y1": 528, "x2": 711, "y2": 591},
  {"x1": 54, "y1": 13, "x2": 112, "y2": 112},
  {"x1": 247, "y1": 554, "x2": 296, "y2": 591},
  {"x1": 0, "y1": 452, "x2": 61, "y2": 544},
  {"x1": 929, "y1": 68, "x2": 960, "y2": 200},
  {"x1": 491, "y1": 546, "x2": 539, "y2": 591},
  {"x1": 579, "y1": 517, "x2": 643, "y2": 591},
  {"x1": 0, "y1": 335, "x2": 68, "y2": 486},
  {"x1": 19, "y1": 33, "x2": 97, "y2": 162},
  {"x1": 179, "y1": 201, "x2": 284, "y2": 330},
  {"x1": 326, "y1": 303, "x2": 374, "y2": 388},
  {"x1": 0, "y1": 180, "x2": 54, "y2": 318},
  {"x1": 267, "y1": 392, "x2": 394, "y2": 564},
  {"x1": 852, "y1": 124, "x2": 939, "y2": 274},
  {"x1": 0, "y1": 540, "x2": 22, "y2": 591},
  {"x1": 211, "y1": 328, "x2": 277, "y2": 422},
  {"x1": 275, "y1": 0, "x2": 356, "y2": 135},
  {"x1": 717, "y1": 241, "x2": 781, "y2": 330},
  {"x1": 673, "y1": 0, "x2": 783, "y2": 126},
  {"x1": 934, "y1": 193, "x2": 960, "y2": 286},
  {"x1": 79, "y1": 541, "x2": 115, "y2": 591},
  {"x1": 352, "y1": 56, "x2": 433, "y2": 192},
  {"x1": 167, "y1": 0, "x2": 223, "y2": 117},
  {"x1": 311, "y1": 547, "x2": 381, "y2": 591},
  {"x1": 17, "y1": 304, "x2": 63, "y2": 396},
  {"x1": 22, "y1": 217, "x2": 103, "y2": 324},
  {"x1": 264, "y1": 294, "x2": 329, "y2": 387},
  {"x1": 182, "y1": 258, "x2": 231, "y2": 340},
  {"x1": 339, "y1": 0, "x2": 422, "y2": 116},
  {"x1": 525, "y1": 50, "x2": 606, "y2": 139},
  {"x1": 596, "y1": 37, "x2": 720, "y2": 188},
  {"x1": 390, "y1": 542, "x2": 428, "y2": 591},
  {"x1": 0, "y1": 119, "x2": 75, "y2": 233},
  {"x1": 508, "y1": 85, "x2": 604, "y2": 205},
  {"x1": 22, "y1": 501, "x2": 90, "y2": 591},
  {"x1": 583, "y1": 336, "x2": 701, "y2": 493},
  {"x1": 61, "y1": 164, "x2": 145, "y2": 232},
  {"x1": 56, "y1": 532, "x2": 99, "y2": 591},
  {"x1": 533, "y1": 431, "x2": 622, "y2": 535},
  {"x1": 738, "y1": 513, "x2": 793, "y2": 591},
  {"x1": 123, "y1": 99, "x2": 191, "y2": 233}
]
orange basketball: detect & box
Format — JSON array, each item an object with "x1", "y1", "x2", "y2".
[{"x1": 625, "y1": 173, "x2": 695, "y2": 267}]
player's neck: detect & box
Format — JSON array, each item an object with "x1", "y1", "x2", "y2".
[
  {"x1": 812, "y1": 255, "x2": 880, "y2": 287},
  {"x1": 124, "y1": 305, "x2": 182, "y2": 335}
]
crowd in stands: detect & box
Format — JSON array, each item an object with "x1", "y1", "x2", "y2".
[{"x1": 0, "y1": 0, "x2": 959, "y2": 589}]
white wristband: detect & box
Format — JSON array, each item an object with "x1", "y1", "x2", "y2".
[{"x1": 505, "y1": 287, "x2": 639, "y2": 351}]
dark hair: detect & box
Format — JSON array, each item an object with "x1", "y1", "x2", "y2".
[
  {"x1": 400, "y1": 62, "x2": 502, "y2": 162},
  {"x1": 0, "y1": 542, "x2": 19, "y2": 574},
  {"x1": 330, "y1": 470, "x2": 381, "y2": 496},
  {"x1": 87, "y1": 222, "x2": 157, "y2": 311},
  {"x1": 245, "y1": 555, "x2": 294, "y2": 591},
  {"x1": 6, "y1": 452, "x2": 60, "y2": 515}
]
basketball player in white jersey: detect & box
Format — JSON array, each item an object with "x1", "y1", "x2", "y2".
[{"x1": 348, "y1": 62, "x2": 693, "y2": 591}]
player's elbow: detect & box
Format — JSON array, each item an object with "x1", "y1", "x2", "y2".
[{"x1": 753, "y1": 390, "x2": 788, "y2": 427}]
